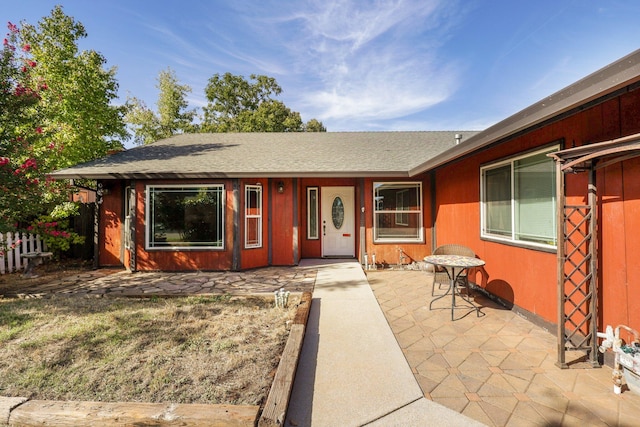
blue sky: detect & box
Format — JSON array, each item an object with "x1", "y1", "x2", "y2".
[{"x1": 5, "y1": 1, "x2": 640, "y2": 140}]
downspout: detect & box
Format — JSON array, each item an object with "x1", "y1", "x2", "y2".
[{"x1": 588, "y1": 164, "x2": 599, "y2": 367}]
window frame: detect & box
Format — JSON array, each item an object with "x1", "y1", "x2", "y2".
[
  {"x1": 307, "y1": 187, "x2": 319, "y2": 240},
  {"x1": 145, "y1": 184, "x2": 225, "y2": 251},
  {"x1": 244, "y1": 184, "x2": 262, "y2": 249},
  {"x1": 480, "y1": 145, "x2": 559, "y2": 250},
  {"x1": 373, "y1": 182, "x2": 423, "y2": 243}
]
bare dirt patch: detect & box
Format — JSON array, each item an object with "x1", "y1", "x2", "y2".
[{"x1": 0, "y1": 293, "x2": 297, "y2": 406}]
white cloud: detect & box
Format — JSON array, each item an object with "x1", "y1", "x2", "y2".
[
  {"x1": 248, "y1": 0, "x2": 463, "y2": 126},
  {"x1": 303, "y1": 54, "x2": 457, "y2": 122},
  {"x1": 127, "y1": 0, "x2": 465, "y2": 130},
  {"x1": 300, "y1": 0, "x2": 441, "y2": 52}
]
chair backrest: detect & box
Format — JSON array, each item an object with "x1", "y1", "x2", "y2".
[{"x1": 433, "y1": 244, "x2": 475, "y2": 258}]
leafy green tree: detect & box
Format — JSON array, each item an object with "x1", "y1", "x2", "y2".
[
  {"x1": 304, "y1": 118, "x2": 327, "y2": 132},
  {"x1": 125, "y1": 67, "x2": 196, "y2": 145},
  {"x1": 2, "y1": 6, "x2": 126, "y2": 250},
  {"x1": 19, "y1": 5, "x2": 128, "y2": 171},
  {"x1": 0, "y1": 21, "x2": 48, "y2": 228},
  {"x1": 201, "y1": 72, "x2": 325, "y2": 133}
]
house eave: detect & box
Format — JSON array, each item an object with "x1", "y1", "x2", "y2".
[{"x1": 48, "y1": 170, "x2": 412, "y2": 181}]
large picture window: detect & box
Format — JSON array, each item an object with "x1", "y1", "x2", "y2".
[
  {"x1": 481, "y1": 146, "x2": 558, "y2": 248},
  {"x1": 146, "y1": 185, "x2": 224, "y2": 250},
  {"x1": 245, "y1": 185, "x2": 262, "y2": 248},
  {"x1": 373, "y1": 182, "x2": 423, "y2": 242}
]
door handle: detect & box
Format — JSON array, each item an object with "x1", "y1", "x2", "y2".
[{"x1": 323, "y1": 221, "x2": 326, "y2": 236}]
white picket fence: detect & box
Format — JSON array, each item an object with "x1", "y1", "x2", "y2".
[{"x1": 0, "y1": 232, "x2": 48, "y2": 275}]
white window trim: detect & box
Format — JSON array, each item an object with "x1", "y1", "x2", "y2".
[
  {"x1": 307, "y1": 187, "x2": 319, "y2": 240},
  {"x1": 373, "y1": 182, "x2": 424, "y2": 243},
  {"x1": 145, "y1": 184, "x2": 225, "y2": 251},
  {"x1": 245, "y1": 184, "x2": 262, "y2": 249},
  {"x1": 480, "y1": 145, "x2": 558, "y2": 250}
]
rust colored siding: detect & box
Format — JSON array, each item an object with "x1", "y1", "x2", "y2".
[
  {"x1": 600, "y1": 157, "x2": 640, "y2": 330},
  {"x1": 240, "y1": 178, "x2": 269, "y2": 270},
  {"x1": 434, "y1": 152, "x2": 558, "y2": 322},
  {"x1": 98, "y1": 183, "x2": 123, "y2": 267},
  {"x1": 433, "y1": 86, "x2": 640, "y2": 329},
  {"x1": 271, "y1": 178, "x2": 295, "y2": 266}
]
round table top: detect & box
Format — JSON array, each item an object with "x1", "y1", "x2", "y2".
[{"x1": 423, "y1": 254, "x2": 485, "y2": 268}]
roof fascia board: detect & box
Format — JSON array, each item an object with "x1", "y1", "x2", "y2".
[{"x1": 47, "y1": 171, "x2": 412, "y2": 180}]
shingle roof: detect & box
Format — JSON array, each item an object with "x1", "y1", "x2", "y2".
[{"x1": 49, "y1": 131, "x2": 479, "y2": 180}]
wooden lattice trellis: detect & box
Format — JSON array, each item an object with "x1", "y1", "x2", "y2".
[
  {"x1": 549, "y1": 133, "x2": 640, "y2": 369},
  {"x1": 557, "y1": 203, "x2": 599, "y2": 368}
]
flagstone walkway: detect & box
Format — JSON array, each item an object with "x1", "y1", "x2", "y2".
[
  {"x1": 368, "y1": 269, "x2": 640, "y2": 427},
  {"x1": 0, "y1": 267, "x2": 316, "y2": 298}
]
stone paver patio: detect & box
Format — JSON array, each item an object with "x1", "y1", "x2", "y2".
[{"x1": 368, "y1": 269, "x2": 640, "y2": 427}]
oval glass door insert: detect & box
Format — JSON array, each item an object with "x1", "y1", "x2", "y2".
[{"x1": 332, "y1": 197, "x2": 344, "y2": 229}]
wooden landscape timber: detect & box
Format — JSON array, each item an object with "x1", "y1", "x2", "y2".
[{"x1": 259, "y1": 291, "x2": 313, "y2": 426}]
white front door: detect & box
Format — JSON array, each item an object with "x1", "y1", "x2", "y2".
[{"x1": 321, "y1": 186, "x2": 355, "y2": 257}]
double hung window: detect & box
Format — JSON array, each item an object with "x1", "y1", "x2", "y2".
[
  {"x1": 481, "y1": 146, "x2": 558, "y2": 248},
  {"x1": 146, "y1": 185, "x2": 224, "y2": 249},
  {"x1": 373, "y1": 182, "x2": 423, "y2": 242}
]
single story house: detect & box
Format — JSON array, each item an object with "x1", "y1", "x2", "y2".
[
  {"x1": 51, "y1": 49, "x2": 640, "y2": 366},
  {"x1": 51, "y1": 130, "x2": 478, "y2": 272}
]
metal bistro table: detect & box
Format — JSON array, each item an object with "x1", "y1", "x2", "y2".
[{"x1": 424, "y1": 254, "x2": 485, "y2": 320}]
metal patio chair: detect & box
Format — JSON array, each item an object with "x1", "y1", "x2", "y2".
[{"x1": 428, "y1": 244, "x2": 476, "y2": 297}]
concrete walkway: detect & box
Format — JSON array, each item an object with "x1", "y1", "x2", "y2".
[{"x1": 286, "y1": 259, "x2": 483, "y2": 426}]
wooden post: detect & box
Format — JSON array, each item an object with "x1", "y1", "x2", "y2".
[
  {"x1": 292, "y1": 179, "x2": 299, "y2": 264},
  {"x1": 232, "y1": 179, "x2": 241, "y2": 271},
  {"x1": 556, "y1": 160, "x2": 568, "y2": 368}
]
